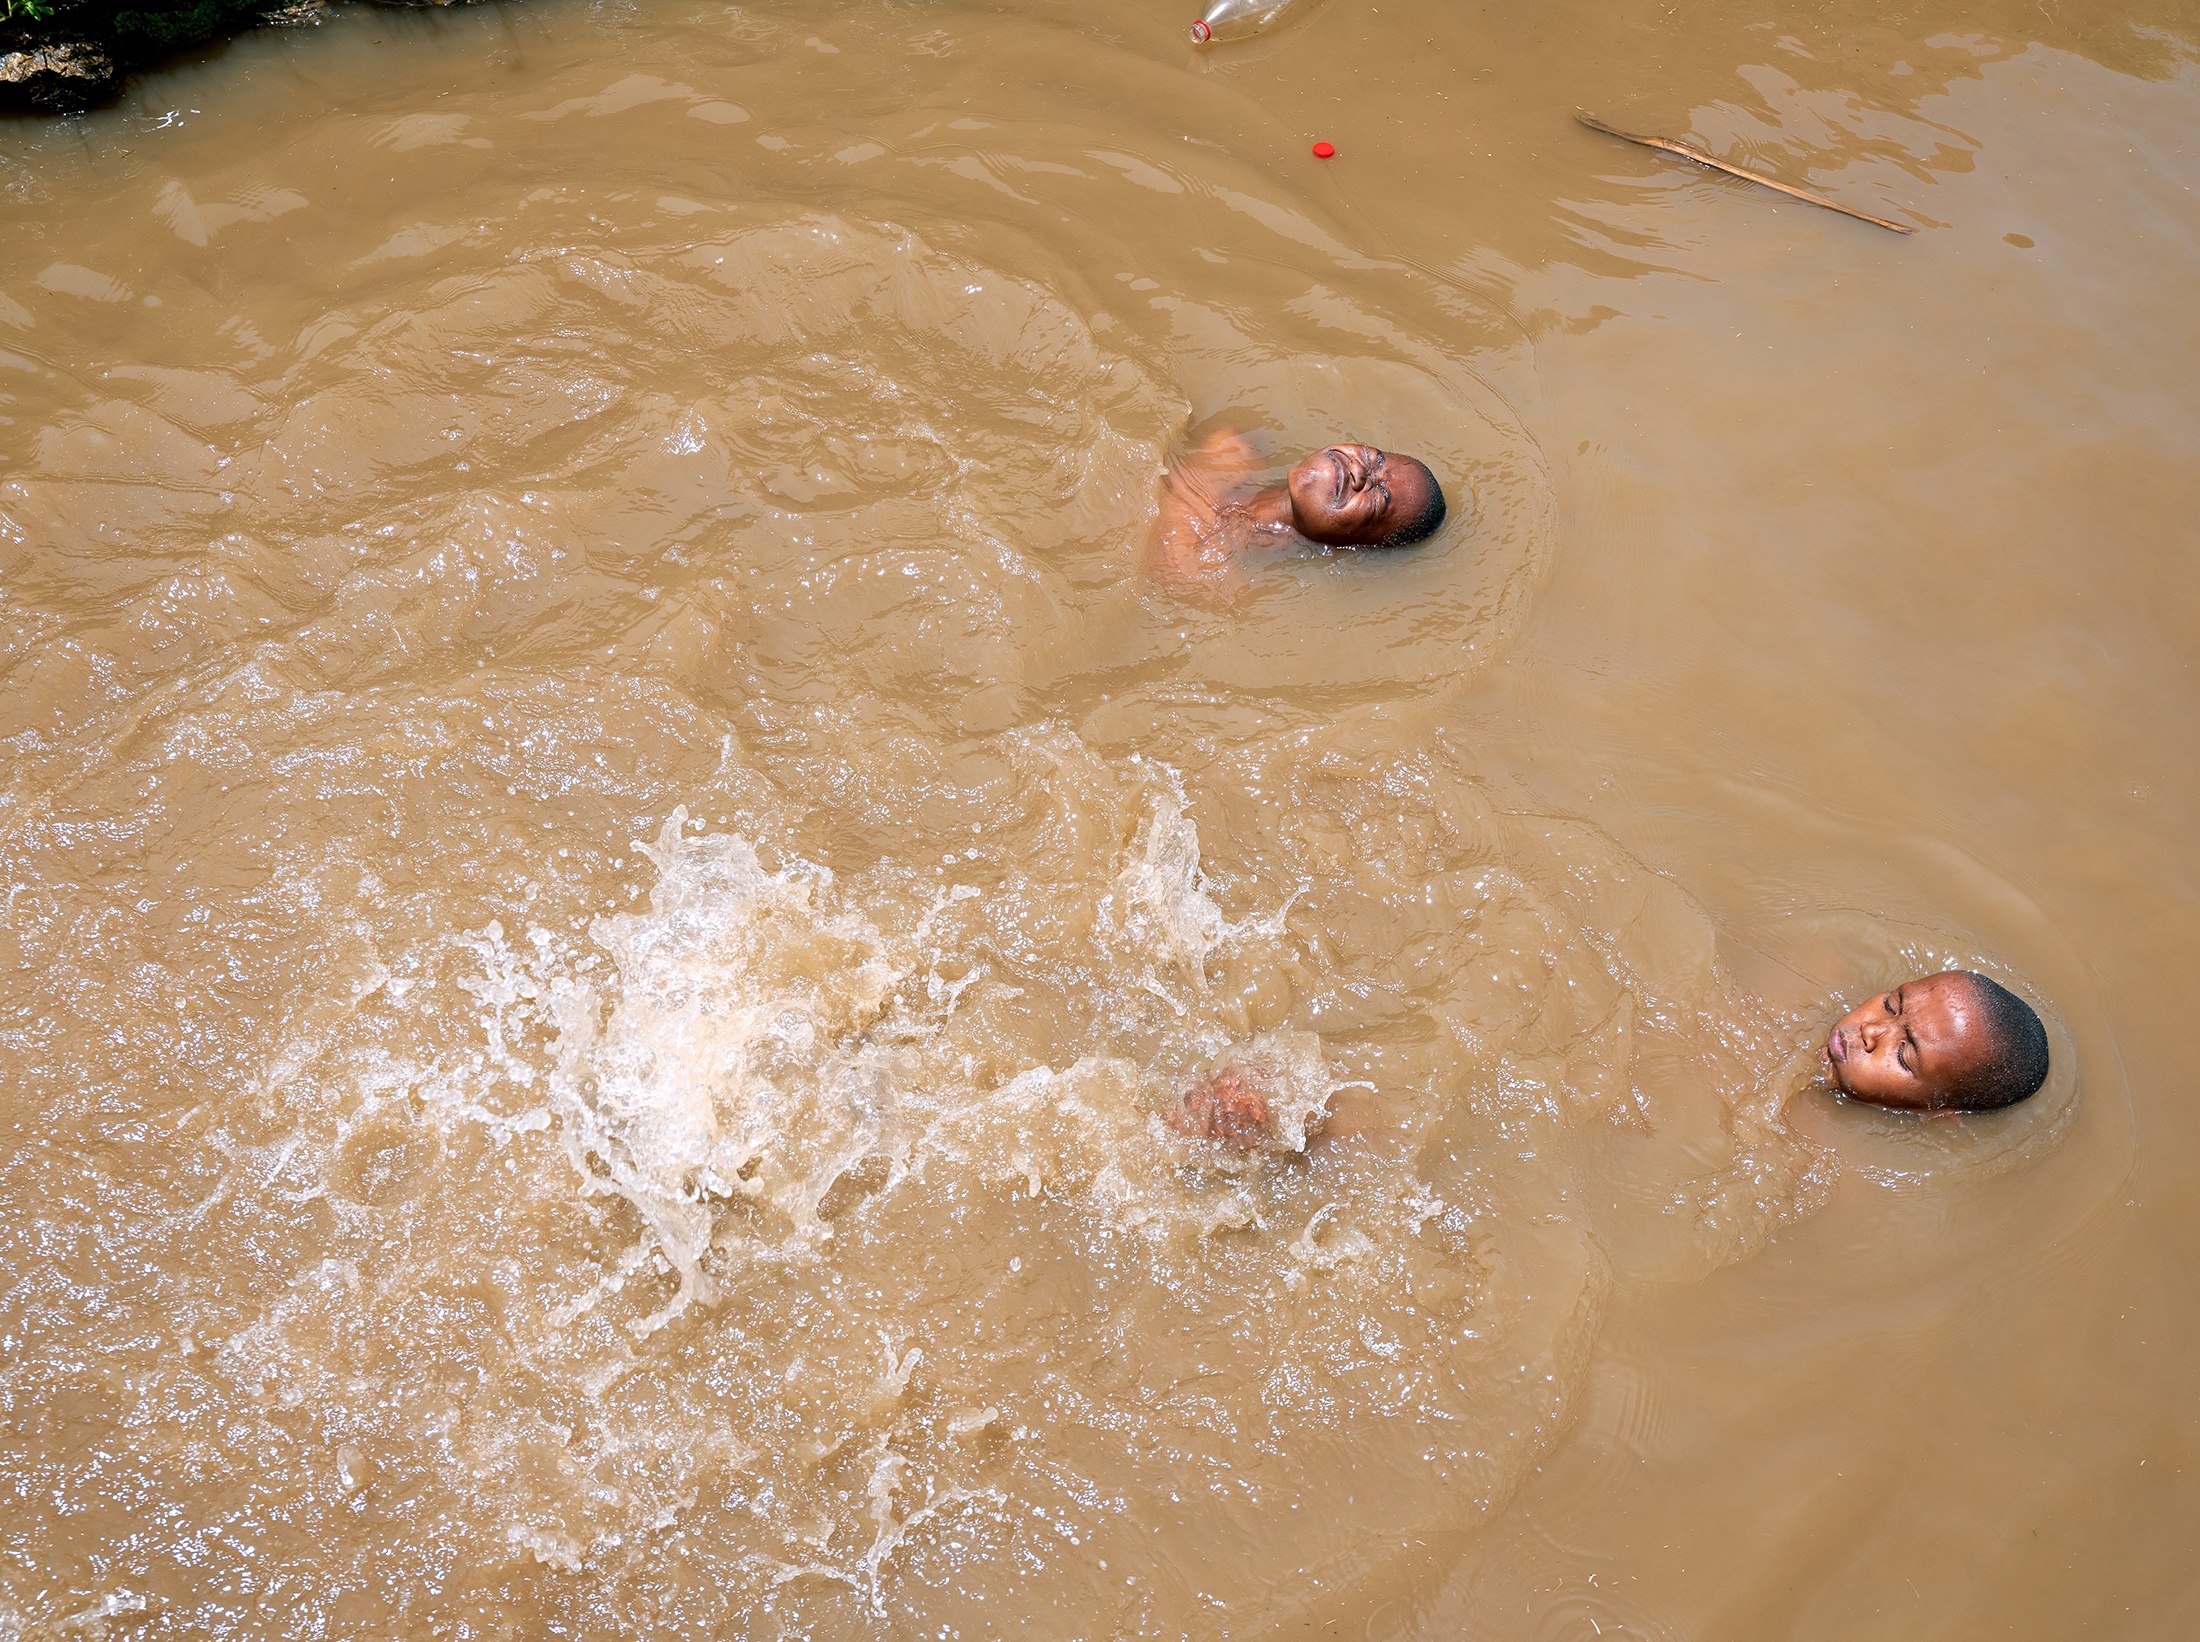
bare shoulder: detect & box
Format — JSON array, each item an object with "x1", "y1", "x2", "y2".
[
  {"x1": 1146, "y1": 426, "x2": 1261, "y2": 586},
  {"x1": 1188, "y1": 426, "x2": 1258, "y2": 470}
]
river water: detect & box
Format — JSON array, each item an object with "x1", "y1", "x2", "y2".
[{"x1": 1, "y1": 1, "x2": 2195, "y2": 1637}]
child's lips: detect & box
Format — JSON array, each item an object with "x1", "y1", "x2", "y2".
[{"x1": 1827, "y1": 1027, "x2": 1848, "y2": 1064}]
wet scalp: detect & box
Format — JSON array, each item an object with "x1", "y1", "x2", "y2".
[
  {"x1": 1942, "y1": 971, "x2": 2051, "y2": 1111},
  {"x1": 1379, "y1": 457, "x2": 1446, "y2": 548}
]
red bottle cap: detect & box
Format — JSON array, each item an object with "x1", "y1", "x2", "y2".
[
  {"x1": 1312, "y1": 141, "x2": 1336, "y2": 159},
  {"x1": 1189, "y1": 19, "x2": 1211, "y2": 41}
]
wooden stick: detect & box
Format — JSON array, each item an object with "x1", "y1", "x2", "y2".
[{"x1": 1575, "y1": 111, "x2": 1915, "y2": 235}]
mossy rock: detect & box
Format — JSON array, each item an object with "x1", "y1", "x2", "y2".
[
  {"x1": 0, "y1": 0, "x2": 470, "y2": 113},
  {"x1": 0, "y1": 40, "x2": 119, "y2": 110}
]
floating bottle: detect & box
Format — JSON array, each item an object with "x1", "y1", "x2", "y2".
[{"x1": 1189, "y1": 0, "x2": 1309, "y2": 45}]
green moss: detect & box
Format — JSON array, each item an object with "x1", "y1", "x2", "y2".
[
  {"x1": 2, "y1": 0, "x2": 284, "y2": 49},
  {"x1": 109, "y1": 0, "x2": 264, "y2": 43}
]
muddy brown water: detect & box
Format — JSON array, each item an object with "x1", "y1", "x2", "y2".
[{"x1": 2, "y1": 0, "x2": 2197, "y2": 1636}]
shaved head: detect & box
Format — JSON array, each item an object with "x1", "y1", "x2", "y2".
[{"x1": 1821, "y1": 970, "x2": 2049, "y2": 1114}]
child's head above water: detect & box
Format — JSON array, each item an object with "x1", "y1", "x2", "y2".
[
  {"x1": 1284, "y1": 444, "x2": 1445, "y2": 548},
  {"x1": 1821, "y1": 969, "x2": 2049, "y2": 1114}
]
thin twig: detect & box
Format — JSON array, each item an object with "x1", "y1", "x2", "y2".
[{"x1": 1576, "y1": 111, "x2": 1915, "y2": 235}]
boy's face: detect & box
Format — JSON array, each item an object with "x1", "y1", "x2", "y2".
[
  {"x1": 1820, "y1": 971, "x2": 1988, "y2": 1111},
  {"x1": 1285, "y1": 445, "x2": 1433, "y2": 546}
]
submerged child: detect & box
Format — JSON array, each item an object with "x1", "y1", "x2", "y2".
[
  {"x1": 1818, "y1": 969, "x2": 2050, "y2": 1115},
  {"x1": 1165, "y1": 1064, "x2": 1276, "y2": 1147},
  {"x1": 1147, "y1": 428, "x2": 1448, "y2": 584},
  {"x1": 1167, "y1": 968, "x2": 2052, "y2": 1146}
]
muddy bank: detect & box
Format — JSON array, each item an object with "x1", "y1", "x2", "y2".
[{"x1": 0, "y1": 0, "x2": 464, "y2": 113}]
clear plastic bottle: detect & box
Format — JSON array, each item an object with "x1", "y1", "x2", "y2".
[{"x1": 1188, "y1": 0, "x2": 1308, "y2": 44}]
